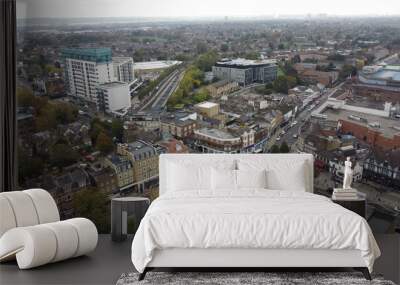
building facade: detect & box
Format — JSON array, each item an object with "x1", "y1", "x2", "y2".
[
  {"x1": 96, "y1": 81, "x2": 131, "y2": 116},
  {"x1": 104, "y1": 154, "x2": 134, "y2": 191},
  {"x1": 194, "y1": 127, "x2": 255, "y2": 153},
  {"x1": 113, "y1": 57, "x2": 135, "y2": 84},
  {"x1": 117, "y1": 141, "x2": 159, "y2": 186},
  {"x1": 206, "y1": 80, "x2": 240, "y2": 97},
  {"x1": 160, "y1": 118, "x2": 196, "y2": 139},
  {"x1": 62, "y1": 48, "x2": 114, "y2": 103},
  {"x1": 212, "y1": 58, "x2": 277, "y2": 86}
]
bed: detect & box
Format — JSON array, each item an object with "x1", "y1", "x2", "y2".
[{"x1": 131, "y1": 154, "x2": 380, "y2": 280}]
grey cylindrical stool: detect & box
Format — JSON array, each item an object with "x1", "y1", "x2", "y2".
[{"x1": 111, "y1": 197, "x2": 150, "y2": 242}]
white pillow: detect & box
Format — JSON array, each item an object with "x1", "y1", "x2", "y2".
[
  {"x1": 167, "y1": 163, "x2": 211, "y2": 191},
  {"x1": 236, "y1": 169, "x2": 267, "y2": 189},
  {"x1": 238, "y1": 160, "x2": 306, "y2": 191},
  {"x1": 211, "y1": 168, "x2": 237, "y2": 191}
]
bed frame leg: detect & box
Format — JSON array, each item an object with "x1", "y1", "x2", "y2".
[
  {"x1": 138, "y1": 268, "x2": 148, "y2": 281},
  {"x1": 354, "y1": 267, "x2": 371, "y2": 280}
]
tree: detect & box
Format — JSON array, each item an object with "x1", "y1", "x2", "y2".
[
  {"x1": 196, "y1": 42, "x2": 208, "y2": 54},
  {"x1": 272, "y1": 75, "x2": 297, "y2": 94},
  {"x1": 280, "y1": 141, "x2": 290, "y2": 153},
  {"x1": 96, "y1": 132, "x2": 114, "y2": 154},
  {"x1": 270, "y1": 144, "x2": 280, "y2": 153},
  {"x1": 220, "y1": 43, "x2": 229, "y2": 52},
  {"x1": 17, "y1": 87, "x2": 35, "y2": 108},
  {"x1": 111, "y1": 119, "x2": 124, "y2": 142},
  {"x1": 193, "y1": 88, "x2": 211, "y2": 103},
  {"x1": 195, "y1": 51, "x2": 218, "y2": 72},
  {"x1": 50, "y1": 144, "x2": 79, "y2": 169},
  {"x1": 339, "y1": 64, "x2": 357, "y2": 80},
  {"x1": 73, "y1": 188, "x2": 110, "y2": 234},
  {"x1": 18, "y1": 149, "x2": 44, "y2": 183}
]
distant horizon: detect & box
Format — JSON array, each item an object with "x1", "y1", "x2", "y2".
[
  {"x1": 17, "y1": 0, "x2": 400, "y2": 19},
  {"x1": 17, "y1": 14, "x2": 400, "y2": 20}
]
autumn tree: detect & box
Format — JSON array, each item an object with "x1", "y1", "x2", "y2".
[
  {"x1": 96, "y1": 132, "x2": 114, "y2": 154},
  {"x1": 50, "y1": 143, "x2": 79, "y2": 169},
  {"x1": 73, "y1": 188, "x2": 110, "y2": 234}
]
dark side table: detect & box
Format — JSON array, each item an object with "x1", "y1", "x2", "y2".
[
  {"x1": 332, "y1": 197, "x2": 366, "y2": 218},
  {"x1": 111, "y1": 197, "x2": 150, "y2": 242}
]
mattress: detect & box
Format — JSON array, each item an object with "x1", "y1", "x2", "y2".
[{"x1": 131, "y1": 190, "x2": 380, "y2": 273}]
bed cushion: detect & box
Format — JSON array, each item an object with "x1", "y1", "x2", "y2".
[
  {"x1": 167, "y1": 160, "x2": 236, "y2": 192},
  {"x1": 236, "y1": 169, "x2": 267, "y2": 189},
  {"x1": 167, "y1": 163, "x2": 211, "y2": 191},
  {"x1": 211, "y1": 168, "x2": 237, "y2": 191},
  {"x1": 238, "y1": 160, "x2": 306, "y2": 191}
]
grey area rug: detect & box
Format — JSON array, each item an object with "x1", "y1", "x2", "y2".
[{"x1": 116, "y1": 272, "x2": 396, "y2": 285}]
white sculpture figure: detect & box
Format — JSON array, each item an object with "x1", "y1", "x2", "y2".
[{"x1": 343, "y1": 157, "x2": 353, "y2": 190}]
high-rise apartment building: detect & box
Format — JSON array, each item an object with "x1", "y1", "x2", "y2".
[
  {"x1": 113, "y1": 57, "x2": 135, "y2": 84},
  {"x1": 62, "y1": 48, "x2": 114, "y2": 103}
]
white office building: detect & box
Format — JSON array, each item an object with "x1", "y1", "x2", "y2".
[
  {"x1": 62, "y1": 48, "x2": 114, "y2": 103},
  {"x1": 212, "y1": 58, "x2": 278, "y2": 86},
  {"x1": 97, "y1": 82, "x2": 131, "y2": 116}
]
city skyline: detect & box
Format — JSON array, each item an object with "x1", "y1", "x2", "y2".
[{"x1": 17, "y1": 0, "x2": 400, "y2": 19}]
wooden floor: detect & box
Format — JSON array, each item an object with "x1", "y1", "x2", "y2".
[{"x1": 0, "y1": 234, "x2": 398, "y2": 285}]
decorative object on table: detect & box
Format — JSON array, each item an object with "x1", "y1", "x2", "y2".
[
  {"x1": 332, "y1": 188, "x2": 360, "y2": 200},
  {"x1": 116, "y1": 271, "x2": 394, "y2": 285},
  {"x1": 0, "y1": 189, "x2": 98, "y2": 269},
  {"x1": 111, "y1": 197, "x2": 150, "y2": 242},
  {"x1": 343, "y1": 156, "x2": 354, "y2": 190}
]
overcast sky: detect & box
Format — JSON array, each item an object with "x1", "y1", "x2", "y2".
[{"x1": 17, "y1": 0, "x2": 400, "y2": 19}]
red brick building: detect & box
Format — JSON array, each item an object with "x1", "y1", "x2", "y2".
[{"x1": 339, "y1": 119, "x2": 400, "y2": 150}]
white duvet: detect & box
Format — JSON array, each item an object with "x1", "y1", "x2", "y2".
[{"x1": 131, "y1": 190, "x2": 380, "y2": 273}]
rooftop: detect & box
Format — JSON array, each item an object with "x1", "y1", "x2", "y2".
[
  {"x1": 322, "y1": 108, "x2": 400, "y2": 138},
  {"x1": 133, "y1": 60, "x2": 182, "y2": 70},
  {"x1": 215, "y1": 58, "x2": 276, "y2": 68},
  {"x1": 360, "y1": 65, "x2": 400, "y2": 83},
  {"x1": 195, "y1": 127, "x2": 237, "y2": 140},
  {"x1": 112, "y1": 57, "x2": 133, "y2": 64},
  {"x1": 196, "y1": 102, "x2": 219, "y2": 109},
  {"x1": 98, "y1": 81, "x2": 128, "y2": 89}
]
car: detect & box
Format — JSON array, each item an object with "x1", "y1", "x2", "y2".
[
  {"x1": 276, "y1": 137, "x2": 281, "y2": 141},
  {"x1": 293, "y1": 134, "x2": 298, "y2": 138},
  {"x1": 281, "y1": 131, "x2": 286, "y2": 135}
]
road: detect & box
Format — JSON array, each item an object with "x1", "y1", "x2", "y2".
[
  {"x1": 268, "y1": 85, "x2": 338, "y2": 151},
  {"x1": 138, "y1": 69, "x2": 183, "y2": 112}
]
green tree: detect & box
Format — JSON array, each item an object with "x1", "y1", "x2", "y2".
[
  {"x1": 17, "y1": 87, "x2": 35, "y2": 108},
  {"x1": 18, "y1": 149, "x2": 44, "y2": 183},
  {"x1": 111, "y1": 119, "x2": 124, "y2": 142},
  {"x1": 272, "y1": 75, "x2": 297, "y2": 94},
  {"x1": 50, "y1": 144, "x2": 79, "y2": 169},
  {"x1": 280, "y1": 141, "x2": 290, "y2": 153},
  {"x1": 195, "y1": 51, "x2": 218, "y2": 72},
  {"x1": 196, "y1": 42, "x2": 208, "y2": 54},
  {"x1": 270, "y1": 144, "x2": 280, "y2": 153},
  {"x1": 220, "y1": 43, "x2": 229, "y2": 52},
  {"x1": 339, "y1": 64, "x2": 357, "y2": 80},
  {"x1": 73, "y1": 188, "x2": 110, "y2": 234},
  {"x1": 193, "y1": 88, "x2": 211, "y2": 103},
  {"x1": 96, "y1": 132, "x2": 114, "y2": 154}
]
